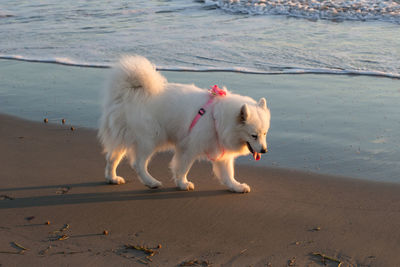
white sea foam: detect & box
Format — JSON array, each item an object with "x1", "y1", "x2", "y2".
[
  {"x1": 205, "y1": 0, "x2": 400, "y2": 23},
  {"x1": 0, "y1": 55, "x2": 110, "y2": 68},
  {"x1": 1, "y1": 54, "x2": 399, "y2": 79}
]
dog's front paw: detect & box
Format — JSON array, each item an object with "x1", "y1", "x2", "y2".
[
  {"x1": 178, "y1": 181, "x2": 195, "y2": 191},
  {"x1": 230, "y1": 183, "x2": 251, "y2": 193},
  {"x1": 106, "y1": 176, "x2": 126, "y2": 185}
]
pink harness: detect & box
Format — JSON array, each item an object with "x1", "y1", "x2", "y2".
[{"x1": 189, "y1": 85, "x2": 226, "y2": 161}]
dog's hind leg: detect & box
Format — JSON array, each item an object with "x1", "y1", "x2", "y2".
[
  {"x1": 105, "y1": 149, "x2": 126, "y2": 185},
  {"x1": 212, "y1": 158, "x2": 250, "y2": 193},
  {"x1": 170, "y1": 150, "x2": 195, "y2": 191},
  {"x1": 131, "y1": 144, "x2": 162, "y2": 189}
]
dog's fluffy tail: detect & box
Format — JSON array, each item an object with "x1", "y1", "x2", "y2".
[
  {"x1": 98, "y1": 56, "x2": 166, "y2": 154},
  {"x1": 111, "y1": 55, "x2": 166, "y2": 96}
]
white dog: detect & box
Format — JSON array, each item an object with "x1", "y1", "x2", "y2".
[{"x1": 98, "y1": 56, "x2": 270, "y2": 193}]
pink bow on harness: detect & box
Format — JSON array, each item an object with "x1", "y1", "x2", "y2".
[{"x1": 210, "y1": 85, "x2": 226, "y2": 96}]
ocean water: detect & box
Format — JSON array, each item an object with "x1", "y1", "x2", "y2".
[{"x1": 0, "y1": 0, "x2": 399, "y2": 78}]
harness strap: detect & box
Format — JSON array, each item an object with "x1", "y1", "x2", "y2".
[
  {"x1": 188, "y1": 97, "x2": 214, "y2": 132},
  {"x1": 188, "y1": 85, "x2": 226, "y2": 161}
]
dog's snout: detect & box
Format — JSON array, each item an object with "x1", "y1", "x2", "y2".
[{"x1": 260, "y1": 147, "x2": 268, "y2": 154}]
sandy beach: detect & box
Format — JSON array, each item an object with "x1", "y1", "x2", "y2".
[{"x1": 0, "y1": 113, "x2": 399, "y2": 266}]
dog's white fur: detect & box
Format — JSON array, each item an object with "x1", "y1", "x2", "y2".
[{"x1": 98, "y1": 56, "x2": 270, "y2": 193}]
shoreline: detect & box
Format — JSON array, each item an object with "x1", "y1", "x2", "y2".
[
  {"x1": 1, "y1": 113, "x2": 400, "y2": 266},
  {"x1": 2, "y1": 56, "x2": 400, "y2": 79}
]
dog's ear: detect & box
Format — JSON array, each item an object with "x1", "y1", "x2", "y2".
[
  {"x1": 239, "y1": 104, "x2": 250, "y2": 123},
  {"x1": 258, "y1": 98, "x2": 267, "y2": 110}
]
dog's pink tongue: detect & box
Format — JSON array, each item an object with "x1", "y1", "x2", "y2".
[{"x1": 253, "y1": 152, "x2": 261, "y2": 161}]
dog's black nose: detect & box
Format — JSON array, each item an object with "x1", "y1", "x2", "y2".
[{"x1": 260, "y1": 148, "x2": 268, "y2": 154}]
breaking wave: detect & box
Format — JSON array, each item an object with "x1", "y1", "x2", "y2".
[{"x1": 205, "y1": 0, "x2": 400, "y2": 23}]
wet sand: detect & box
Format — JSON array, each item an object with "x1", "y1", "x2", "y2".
[{"x1": 0, "y1": 113, "x2": 399, "y2": 266}]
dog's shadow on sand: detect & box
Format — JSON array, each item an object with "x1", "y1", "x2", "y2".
[{"x1": 0, "y1": 181, "x2": 232, "y2": 209}]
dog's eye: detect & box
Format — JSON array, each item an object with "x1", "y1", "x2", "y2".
[{"x1": 251, "y1": 134, "x2": 258, "y2": 140}]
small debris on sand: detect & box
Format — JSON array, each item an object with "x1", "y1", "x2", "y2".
[
  {"x1": 124, "y1": 243, "x2": 162, "y2": 264},
  {"x1": 311, "y1": 252, "x2": 342, "y2": 265},
  {"x1": 13, "y1": 241, "x2": 29, "y2": 251},
  {"x1": 125, "y1": 244, "x2": 155, "y2": 256},
  {"x1": 50, "y1": 223, "x2": 70, "y2": 241},
  {"x1": 287, "y1": 257, "x2": 296, "y2": 266},
  {"x1": 57, "y1": 234, "x2": 69, "y2": 241}
]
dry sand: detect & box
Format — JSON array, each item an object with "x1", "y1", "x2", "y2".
[{"x1": 0, "y1": 113, "x2": 399, "y2": 266}]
